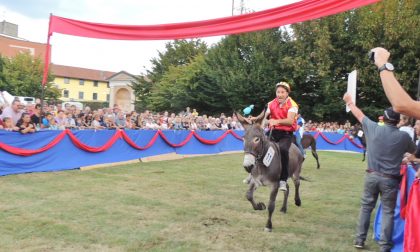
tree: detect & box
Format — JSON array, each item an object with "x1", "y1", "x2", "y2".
[
  {"x1": 132, "y1": 0, "x2": 419, "y2": 120},
  {"x1": 0, "y1": 52, "x2": 59, "y2": 101},
  {"x1": 0, "y1": 55, "x2": 7, "y2": 90},
  {"x1": 131, "y1": 39, "x2": 208, "y2": 111},
  {"x1": 289, "y1": 0, "x2": 420, "y2": 121},
  {"x1": 195, "y1": 28, "x2": 294, "y2": 114},
  {"x1": 147, "y1": 54, "x2": 206, "y2": 113}
]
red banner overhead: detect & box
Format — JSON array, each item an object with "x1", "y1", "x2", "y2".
[
  {"x1": 42, "y1": 0, "x2": 380, "y2": 84},
  {"x1": 48, "y1": 0, "x2": 380, "y2": 40}
]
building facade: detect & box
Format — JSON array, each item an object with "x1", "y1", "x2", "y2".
[
  {"x1": 0, "y1": 21, "x2": 138, "y2": 111},
  {"x1": 51, "y1": 64, "x2": 115, "y2": 104},
  {"x1": 0, "y1": 34, "x2": 47, "y2": 60},
  {"x1": 107, "y1": 71, "x2": 136, "y2": 112}
]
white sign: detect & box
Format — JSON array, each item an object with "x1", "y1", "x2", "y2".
[
  {"x1": 263, "y1": 146, "x2": 275, "y2": 167},
  {"x1": 346, "y1": 70, "x2": 357, "y2": 112}
]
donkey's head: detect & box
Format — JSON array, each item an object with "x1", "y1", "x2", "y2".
[{"x1": 236, "y1": 110, "x2": 266, "y2": 173}]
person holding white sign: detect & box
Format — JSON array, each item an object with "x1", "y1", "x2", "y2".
[{"x1": 343, "y1": 92, "x2": 416, "y2": 252}]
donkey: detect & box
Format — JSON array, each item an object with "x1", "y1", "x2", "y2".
[
  {"x1": 301, "y1": 134, "x2": 320, "y2": 169},
  {"x1": 236, "y1": 112, "x2": 304, "y2": 232}
]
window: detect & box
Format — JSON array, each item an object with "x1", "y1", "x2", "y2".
[
  {"x1": 93, "y1": 81, "x2": 98, "y2": 87},
  {"x1": 93, "y1": 93, "x2": 98, "y2": 100},
  {"x1": 63, "y1": 90, "x2": 69, "y2": 98},
  {"x1": 64, "y1": 78, "x2": 70, "y2": 84},
  {"x1": 106, "y1": 94, "x2": 110, "y2": 102},
  {"x1": 78, "y1": 92, "x2": 84, "y2": 99},
  {"x1": 79, "y1": 79, "x2": 84, "y2": 85}
]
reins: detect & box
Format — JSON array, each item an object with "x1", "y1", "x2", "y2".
[
  {"x1": 244, "y1": 123, "x2": 268, "y2": 162},
  {"x1": 244, "y1": 136, "x2": 265, "y2": 161}
]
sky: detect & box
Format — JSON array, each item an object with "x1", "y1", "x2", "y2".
[{"x1": 0, "y1": 0, "x2": 299, "y2": 75}]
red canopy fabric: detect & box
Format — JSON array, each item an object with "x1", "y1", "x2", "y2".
[
  {"x1": 42, "y1": 0, "x2": 380, "y2": 84},
  {"x1": 404, "y1": 180, "x2": 420, "y2": 252}
]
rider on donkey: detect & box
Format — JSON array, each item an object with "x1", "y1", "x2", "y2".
[{"x1": 254, "y1": 82, "x2": 299, "y2": 191}]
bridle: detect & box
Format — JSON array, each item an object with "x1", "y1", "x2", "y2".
[{"x1": 244, "y1": 129, "x2": 266, "y2": 162}]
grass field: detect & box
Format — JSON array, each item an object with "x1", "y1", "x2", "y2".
[{"x1": 0, "y1": 151, "x2": 380, "y2": 252}]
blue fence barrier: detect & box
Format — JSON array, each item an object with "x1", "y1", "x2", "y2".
[{"x1": 0, "y1": 130, "x2": 363, "y2": 176}]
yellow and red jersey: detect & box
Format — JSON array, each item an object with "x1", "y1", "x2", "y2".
[{"x1": 268, "y1": 97, "x2": 298, "y2": 132}]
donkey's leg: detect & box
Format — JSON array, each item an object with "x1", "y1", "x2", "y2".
[
  {"x1": 280, "y1": 183, "x2": 290, "y2": 213},
  {"x1": 246, "y1": 183, "x2": 266, "y2": 210},
  {"x1": 312, "y1": 149, "x2": 320, "y2": 169},
  {"x1": 243, "y1": 173, "x2": 252, "y2": 184},
  {"x1": 265, "y1": 183, "x2": 279, "y2": 232},
  {"x1": 293, "y1": 176, "x2": 301, "y2": 207}
]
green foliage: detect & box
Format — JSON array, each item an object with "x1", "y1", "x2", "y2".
[
  {"x1": 0, "y1": 53, "x2": 60, "y2": 101},
  {"x1": 194, "y1": 29, "x2": 294, "y2": 114},
  {"x1": 133, "y1": 0, "x2": 419, "y2": 121},
  {"x1": 131, "y1": 75, "x2": 152, "y2": 111},
  {"x1": 131, "y1": 39, "x2": 208, "y2": 112},
  {"x1": 289, "y1": 0, "x2": 420, "y2": 121},
  {"x1": 147, "y1": 54, "x2": 206, "y2": 112},
  {"x1": 0, "y1": 56, "x2": 6, "y2": 88}
]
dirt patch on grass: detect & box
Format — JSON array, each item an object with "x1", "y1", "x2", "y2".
[{"x1": 201, "y1": 217, "x2": 229, "y2": 227}]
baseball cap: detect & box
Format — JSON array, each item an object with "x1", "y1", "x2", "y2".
[{"x1": 383, "y1": 107, "x2": 400, "y2": 123}]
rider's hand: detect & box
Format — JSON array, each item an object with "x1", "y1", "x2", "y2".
[{"x1": 269, "y1": 119, "x2": 278, "y2": 127}]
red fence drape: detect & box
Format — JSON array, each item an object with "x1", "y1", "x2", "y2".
[
  {"x1": 42, "y1": 0, "x2": 380, "y2": 84},
  {"x1": 404, "y1": 179, "x2": 420, "y2": 252},
  {"x1": 0, "y1": 130, "x2": 364, "y2": 157}
]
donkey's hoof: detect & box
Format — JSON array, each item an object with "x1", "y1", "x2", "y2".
[
  {"x1": 280, "y1": 207, "x2": 287, "y2": 213},
  {"x1": 295, "y1": 199, "x2": 301, "y2": 207},
  {"x1": 256, "y1": 202, "x2": 266, "y2": 210},
  {"x1": 264, "y1": 227, "x2": 272, "y2": 232}
]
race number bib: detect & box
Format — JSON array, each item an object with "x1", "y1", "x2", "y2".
[
  {"x1": 263, "y1": 146, "x2": 275, "y2": 167},
  {"x1": 357, "y1": 130, "x2": 364, "y2": 138}
]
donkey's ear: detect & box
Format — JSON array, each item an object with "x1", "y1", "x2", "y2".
[
  {"x1": 253, "y1": 109, "x2": 266, "y2": 126},
  {"x1": 235, "y1": 112, "x2": 252, "y2": 126}
]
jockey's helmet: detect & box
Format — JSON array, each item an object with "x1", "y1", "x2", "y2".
[{"x1": 276, "y1": 82, "x2": 291, "y2": 93}]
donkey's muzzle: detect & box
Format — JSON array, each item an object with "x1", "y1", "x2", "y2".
[
  {"x1": 244, "y1": 164, "x2": 254, "y2": 173},
  {"x1": 243, "y1": 154, "x2": 255, "y2": 173}
]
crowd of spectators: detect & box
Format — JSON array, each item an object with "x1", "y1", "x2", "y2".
[
  {"x1": 0, "y1": 99, "x2": 249, "y2": 133},
  {"x1": 304, "y1": 120, "x2": 353, "y2": 134},
  {"x1": 0, "y1": 97, "x2": 369, "y2": 135}
]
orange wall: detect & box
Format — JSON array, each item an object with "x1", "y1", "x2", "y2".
[{"x1": 0, "y1": 35, "x2": 48, "y2": 60}]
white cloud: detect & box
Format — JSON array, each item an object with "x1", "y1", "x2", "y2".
[{"x1": 0, "y1": 0, "x2": 299, "y2": 74}]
